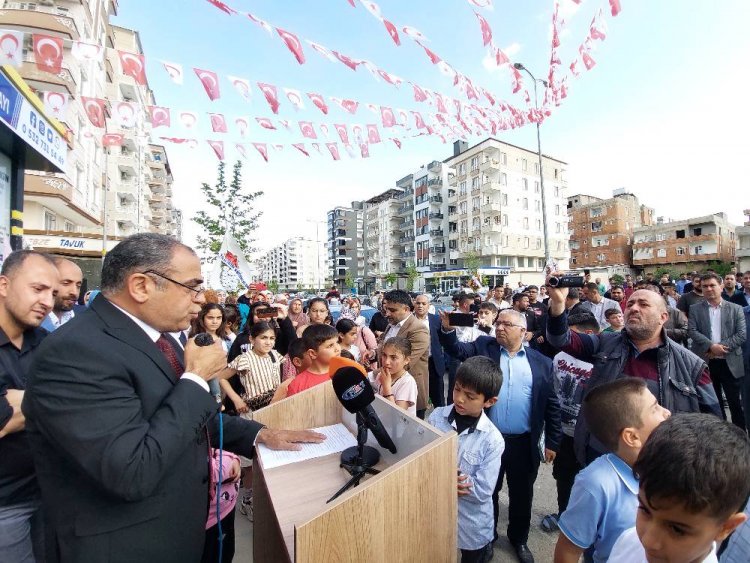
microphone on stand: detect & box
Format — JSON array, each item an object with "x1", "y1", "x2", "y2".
[{"x1": 193, "y1": 333, "x2": 221, "y2": 400}]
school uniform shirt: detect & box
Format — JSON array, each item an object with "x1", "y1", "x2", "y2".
[
  {"x1": 428, "y1": 406, "x2": 505, "y2": 550},
  {"x1": 558, "y1": 453, "x2": 639, "y2": 562},
  {"x1": 367, "y1": 371, "x2": 418, "y2": 416},
  {"x1": 608, "y1": 527, "x2": 718, "y2": 563},
  {"x1": 227, "y1": 349, "x2": 282, "y2": 401}
]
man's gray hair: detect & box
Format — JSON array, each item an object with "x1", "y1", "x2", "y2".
[
  {"x1": 499, "y1": 308, "x2": 527, "y2": 329},
  {"x1": 101, "y1": 233, "x2": 193, "y2": 294}
]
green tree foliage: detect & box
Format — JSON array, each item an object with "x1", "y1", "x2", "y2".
[
  {"x1": 192, "y1": 160, "x2": 263, "y2": 263},
  {"x1": 405, "y1": 263, "x2": 419, "y2": 291},
  {"x1": 464, "y1": 251, "x2": 481, "y2": 276},
  {"x1": 384, "y1": 273, "x2": 398, "y2": 287}
]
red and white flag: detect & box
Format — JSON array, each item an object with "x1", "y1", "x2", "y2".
[
  {"x1": 235, "y1": 143, "x2": 247, "y2": 159},
  {"x1": 0, "y1": 30, "x2": 23, "y2": 68},
  {"x1": 307, "y1": 40, "x2": 338, "y2": 62},
  {"x1": 412, "y1": 83, "x2": 428, "y2": 102},
  {"x1": 253, "y1": 143, "x2": 269, "y2": 162},
  {"x1": 511, "y1": 66, "x2": 523, "y2": 94},
  {"x1": 299, "y1": 121, "x2": 317, "y2": 139},
  {"x1": 273, "y1": 144, "x2": 284, "y2": 152},
  {"x1": 293, "y1": 143, "x2": 310, "y2": 157},
  {"x1": 307, "y1": 92, "x2": 329, "y2": 115},
  {"x1": 209, "y1": 113, "x2": 227, "y2": 133},
  {"x1": 468, "y1": 0, "x2": 493, "y2": 9},
  {"x1": 360, "y1": 143, "x2": 370, "y2": 158},
  {"x1": 113, "y1": 101, "x2": 137, "y2": 128},
  {"x1": 474, "y1": 12, "x2": 493, "y2": 46},
  {"x1": 276, "y1": 28, "x2": 305, "y2": 64},
  {"x1": 411, "y1": 111, "x2": 427, "y2": 129},
  {"x1": 206, "y1": 0, "x2": 236, "y2": 14},
  {"x1": 326, "y1": 142, "x2": 340, "y2": 161},
  {"x1": 284, "y1": 88, "x2": 305, "y2": 110},
  {"x1": 278, "y1": 119, "x2": 291, "y2": 131},
  {"x1": 590, "y1": 9, "x2": 608, "y2": 41},
  {"x1": 71, "y1": 40, "x2": 102, "y2": 63},
  {"x1": 391, "y1": 138, "x2": 402, "y2": 149},
  {"x1": 118, "y1": 51, "x2": 146, "y2": 85},
  {"x1": 343, "y1": 144, "x2": 356, "y2": 159},
  {"x1": 332, "y1": 51, "x2": 360, "y2": 71},
  {"x1": 102, "y1": 133, "x2": 125, "y2": 147},
  {"x1": 159, "y1": 137, "x2": 194, "y2": 144},
  {"x1": 402, "y1": 26, "x2": 428, "y2": 42},
  {"x1": 255, "y1": 117, "x2": 277, "y2": 130},
  {"x1": 351, "y1": 124, "x2": 364, "y2": 144},
  {"x1": 81, "y1": 97, "x2": 106, "y2": 128},
  {"x1": 312, "y1": 143, "x2": 322, "y2": 154},
  {"x1": 581, "y1": 50, "x2": 596, "y2": 71},
  {"x1": 609, "y1": 0, "x2": 622, "y2": 17},
  {"x1": 383, "y1": 19, "x2": 400, "y2": 46},
  {"x1": 569, "y1": 59, "x2": 580, "y2": 77},
  {"x1": 180, "y1": 111, "x2": 198, "y2": 128},
  {"x1": 149, "y1": 106, "x2": 171, "y2": 128},
  {"x1": 235, "y1": 117, "x2": 249, "y2": 137},
  {"x1": 380, "y1": 106, "x2": 396, "y2": 128},
  {"x1": 161, "y1": 61, "x2": 184, "y2": 85},
  {"x1": 334, "y1": 124, "x2": 349, "y2": 144},
  {"x1": 257, "y1": 82, "x2": 280, "y2": 114},
  {"x1": 207, "y1": 140, "x2": 225, "y2": 160},
  {"x1": 360, "y1": 0, "x2": 382, "y2": 18},
  {"x1": 366, "y1": 124, "x2": 381, "y2": 144},
  {"x1": 246, "y1": 12, "x2": 274, "y2": 34},
  {"x1": 33, "y1": 34, "x2": 64, "y2": 74},
  {"x1": 194, "y1": 68, "x2": 221, "y2": 101},
  {"x1": 42, "y1": 91, "x2": 69, "y2": 121},
  {"x1": 376, "y1": 68, "x2": 403, "y2": 86},
  {"x1": 319, "y1": 123, "x2": 330, "y2": 139},
  {"x1": 416, "y1": 41, "x2": 441, "y2": 64},
  {"x1": 331, "y1": 97, "x2": 359, "y2": 114},
  {"x1": 227, "y1": 75, "x2": 252, "y2": 102}
]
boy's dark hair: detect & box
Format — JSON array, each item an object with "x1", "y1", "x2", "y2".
[
  {"x1": 634, "y1": 413, "x2": 750, "y2": 520},
  {"x1": 301, "y1": 323, "x2": 338, "y2": 353},
  {"x1": 287, "y1": 338, "x2": 306, "y2": 361},
  {"x1": 382, "y1": 336, "x2": 411, "y2": 359},
  {"x1": 455, "y1": 356, "x2": 502, "y2": 400},
  {"x1": 335, "y1": 318, "x2": 357, "y2": 334},
  {"x1": 478, "y1": 302, "x2": 498, "y2": 314},
  {"x1": 511, "y1": 292, "x2": 527, "y2": 303},
  {"x1": 382, "y1": 289, "x2": 413, "y2": 309},
  {"x1": 604, "y1": 308, "x2": 621, "y2": 320},
  {"x1": 568, "y1": 311, "x2": 600, "y2": 333},
  {"x1": 582, "y1": 378, "x2": 648, "y2": 452},
  {"x1": 525, "y1": 285, "x2": 538, "y2": 291}
]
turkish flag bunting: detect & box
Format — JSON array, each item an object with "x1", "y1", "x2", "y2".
[
  {"x1": 411, "y1": 111, "x2": 427, "y2": 129},
  {"x1": 161, "y1": 61, "x2": 183, "y2": 84},
  {"x1": 255, "y1": 117, "x2": 277, "y2": 130},
  {"x1": 307, "y1": 92, "x2": 329, "y2": 115},
  {"x1": 292, "y1": 143, "x2": 310, "y2": 157},
  {"x1": 412, "y1": 83, "x2": 428, "y2": 102},
  {"x1": 42, "y1": 91, "x2": 69, "y2": 121},
  {"x1": 391, "y1": 138, "x2": 402, "y2": 149},
  {"x1": 235, "y1": 143, "x2": 247, "y2": 159},
  {"x1": 468, "y1": 0, "x2": 493, "y2": 9},
  {"x1": 299, "y1": 121, "x2": 317, "y2": 139},
  {"x1": 102, "y1": 133, "x2": 125, "y2": 147},
  {"x1": 113, "y1": 101, "x2": 136, "y2": 128},
  {"x1": 246, "y1": 12, "x2": 273, "y2": 34},
  {"x1": 380, "y1": 106, "x2": 396, "y2": 128},
  {"x1": 81, "y1": 97, "x2": 106, "y2": 128},
  {"x1": 180, "y1": 111, "x2": 198, "y2": 128},
  {"x1": 207, "y1": 140, "x2": 225, "y2": 160},
  {"x1": 0, "y1": 30, "x2": 24, "y2": 68},
  {"x1": 416, "y1": 41, "x2": 441, "y2": 64},
  {"x1": 258, "y1": 82, "x2": 280, "y2": 114},
  {"x1": 326, "y1": 143, "x2": 340, "y2": 161},
  {"x1": 71, "y1": 41, "x2": 103, "y2": 63},
  {"x1": 609, "y1": 0, "x2": 622, "y2": 16},
  {"x1": 590, "y1": 9, "x2": 607, "y2": 41},
  {"x1": 209, "y1": 113, "x2": 227, "y2": 133},
  {"x1": 194, "y1": 68, "x2": 221, "y2": 100},
  {"x1": 377, "y1": 69, "x2": 402, "y2": 86},
  {"x1": 206, "y1": 0, "x2": 236, "y2": 14},
  {"x1": 331, "y1": 97, "x2": 359, "y2": 114},
  {"x1": 284, "y1": 88, "x2": 305, "y2": 110},
  {"x1": 367, "y1": 124, "x2": 381, "y2": 143},
  {"x1": 235, "y1": 117, "x2": 249, "y2": 137},
  {"x1": 334, "y1": 124, "x2": 350, "y2": 144},
  {"x1": 150, "y1": 106, "x2": 171, "y2": 128},
  {"x1": 383, "y1": 19, "x2": 401, "y2": 45},
  {"x1": 360, "y1": 143, "x2": 370, "y2": 158},
  {"x1": 118, "y1": 50, "x2": 147, "y2": 85},
  {"x1": 227, "y1": 75, "x2": 251, "y2": 101},
  {"x1": 319, "y1": 123, "x2": 330, "y2": 138},
  {"x1": 511, "y1": 67, "x2": 523, "y2": 94},
  {"x1": 276, "y1": 28, "x2": 306, "y2": 64},
  {"x1": 33, "y1": 34, "x2": 64, "y2": 74},
  {"x1": 333, "y1": 51, "x2": 360, "y2": 71},
  {"x1": 581, "y1": 50, "x2": 596, "y2": 71},
  {"x1": 570, "y1": 59, "x2": 580, "y2": 77},
  {"x1": 253, "y1": 143, "x2": 269, "y2": 162},
  {"x1": 474, "y1": 12, "x2": 493, "y2": 46}
]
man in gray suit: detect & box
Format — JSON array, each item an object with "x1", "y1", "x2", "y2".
[{"x1": 688, "y1": 273, "x2": 747, "y2": 430}]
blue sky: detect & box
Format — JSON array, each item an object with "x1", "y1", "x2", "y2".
[{"x1": 113, "y1": 0, "x2": 750, "y2": 253}]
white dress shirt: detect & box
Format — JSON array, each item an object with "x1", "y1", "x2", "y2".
[
  {"x1": 708, "y1": 301, "x2": 722, "y2": 344},
  {"x1": 383, "y1": 314, "x2": 411, "y2": 342}
]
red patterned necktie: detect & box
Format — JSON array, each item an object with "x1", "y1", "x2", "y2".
[{"x1": 156, "y1": 334, "x2": 182, "y2": 379}]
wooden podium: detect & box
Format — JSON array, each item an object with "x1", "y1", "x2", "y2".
[{"x1": 252, "y1": 380, "x2": 458, "y2": 562}]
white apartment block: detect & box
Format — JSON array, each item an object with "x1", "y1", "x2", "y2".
[
  {"x1": 738, "y1": 210, "x2": 750, "y2": 274},
  {"x1": 363, "y1": 189, "x2": 402, "y2": 291},
  {"x1": 258, "y1": 237, "x2": 326, "y2": 291}
]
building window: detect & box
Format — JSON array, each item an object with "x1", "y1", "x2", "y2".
[
  {"x1": 470, "y1": 156, "x2": 479, "y2": 172},
  {"x1": 524, "y1": 237, "x2": 530, "y2": 249},
  {"x1": 535, "y1": 200, "x2": 541, "y2": 211},
  {"x1": 523, "y1": 198, "x2": 528, "y2": 210},
  {"x1": 471, "y1": 176, "x2": 480, "y2": 190},
  {"x1": 523, "y1": 217, "x2": 529, "y2": 229},
  {"x1": 502, "y1": 214, "x2": 508, "y2": 226},
  {"x1": 597, "y1": 253, "x2": 606, "y2": 261},
  {"x1": 694, "y1": 245, "x2": 703, "y2": 255},
  {"x1": 500, "y1": 152, "x2": 507, "y2": 165},
  {"x1": 459, "y1": 201, "x2": 467, "y2": 214},
  {"x1": 534, "y1": 181, "x2": 540, "y2": 193},
  {"x1": 522, "y1": 159, "x2": 528, "y2": 172},
  {"x1": 459, "y1": 181, "x2": 467, "y2": 195},
  {"x1": 657, "y1": 248, "x2": 667, "y2": 258},
  {"x1": 44, "y1": 210, "x2": 56, "y2": 231},
  {"x1": 676, "y1": 247, "x2": 686, "y2": 256},
  {"x1": 458, "y1": 163, "x2": 466, "y2": 175},
  {"x1": 591, "y1": 221, "x2": 602, "y2": 232},
  {"x1": 472, "y1": 197, "x2": 480, "y2": 210},
  {"x1": 494, "y1": 215, "x2": 501, "y2": 224},
  {"x1": 502, "y1": 193, "x2": 508, "y2": 205},
  {"x1": 500, "y1": 173, "x2": 507, "y2": 186},
  {"x1": 522, "y1": 178, "x2": 528, "y2": 191},
  {"x1": 534, "y1": 162, "x2": 540, "y2": 174},
  {"x1": 554, "y1": 168, "x2": 559, "y2": 179},
  {"x1": 64, "y1": 221, "x2": 74, "y2": 232},
  {"x1": 536, "y1": 238, "x2": 542, "y2": 249},
  {"x1": 554, "y1": 186, "x2": 560, "y2": 197}
]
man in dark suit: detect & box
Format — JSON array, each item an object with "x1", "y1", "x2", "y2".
[
  {"x1": 40, "y1": 257, "x2": 86, "y2": 332},
  {"x1": 688, "y1": 273, "x2": 747, "y2": 430},
  {"x1": 730, "y1": 271, "x2": 750, "y2": 307},
  {"x1": 23, "y1": 234, "x2": 323, "y2": 563},
  {"x1": 413, "y1": 294, "x2": 446, "y2": 407},
  {"x1": 439, "y1": 309, "x2": 562, "y2": 563}
]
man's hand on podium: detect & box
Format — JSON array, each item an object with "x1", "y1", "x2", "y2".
[{"x1": 256, "y1": 428, "x2": 327, "y2": 451}]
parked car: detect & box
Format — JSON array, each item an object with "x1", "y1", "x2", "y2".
[{"x1": 329, "y1": 305, "x2": 377, "y2": 324}]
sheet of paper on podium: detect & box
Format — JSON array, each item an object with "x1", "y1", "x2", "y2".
[{"x1": 257, "y1": 423, "x2": 358, "y2": 469}]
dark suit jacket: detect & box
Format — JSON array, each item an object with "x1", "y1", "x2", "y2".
[
  {"x1": 438, "y1": 329, "x2": 562, "y2": 461},
  {"x1": 427, "y1": 313, "x2": 445, "y2": 377},
  {"x1": 731, "y1": 292, "x2": 750, "y2": 307},
  {"x1": 23, "y1": 296, "x2": 263, "y2": 563},
  {"x1": 688, "y1": 300, "x2": 747, "y2": 379}
]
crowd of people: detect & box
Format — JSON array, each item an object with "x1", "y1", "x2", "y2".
[{"x1": 2, "y1": 233, "x2": 750, "y2": 563}]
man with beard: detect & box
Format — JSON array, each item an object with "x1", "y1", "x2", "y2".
[
  {"x1": 545, "y1": 271, "x2": 720, "y2": 465},
  {"x1": 677, "y1": 273, "x2": 704, "y2": 318},
  {"x1": 41, "y1": 258, "x2": 84, "y2": 332},
  {"x1": 608, "y1": 285, "x2": 626, "y2": 313}
]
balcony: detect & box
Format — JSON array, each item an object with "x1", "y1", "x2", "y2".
[
  {"x1": 23, "y1": 172, "x2": 101, "y2": 227},
  {"x1": 399, "y1": 234, "x2": 415, "y2": 243},
  {"x1": 471, "y1": 186, "x2": 481, "y2": 195},
  {"x1": 430, "y1": 229, "x2": 444, "y2": 237},
  {"x1": 430, "y1": 264, "x2": 447, "y2": 272},
  {"x1": 429, "y1": 212, "x2": 444, "y2": 220},
  {"x1": 428, "y1": 177, "x2": 443, "y2": 187},
  {"x1": 430, "y1": 246, "x2": 446, "y2": 254},
  {"x1": 18, "y1": 56, "x2": 77, "y2": 96},
  {"x1": 427, "y1": 160, "x2": 442, "y2": 173},
  {"x1": 482, "y1": 202, "x2": 502, "y2": 212},
  {"x1": 398, "y1": 189, "x2": 414, "y2": 201},
  {"x1": 397, "y1": 203, "x2": 414, "y2": 215},
  {"x1": 0, "y1": 8, "x2": 81, "y2": 39},
  {"x1": 480, "y1": 158, "x2": 500, "y2": 171},
  {"x1": 430, "y1": 195, "x2": 443, "y2": 204}
]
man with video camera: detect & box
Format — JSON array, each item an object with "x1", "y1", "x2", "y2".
[{"x1": 544, "y1": 271, "x2": 721, "y2": 465}]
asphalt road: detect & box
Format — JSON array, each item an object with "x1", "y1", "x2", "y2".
[{"x1": 231, "y1": 460, "x2": 560, "y2": 562}]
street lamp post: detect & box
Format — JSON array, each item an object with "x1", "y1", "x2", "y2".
[{"x1": 514, "y1": 62, "x2": 551, "y2": 268}]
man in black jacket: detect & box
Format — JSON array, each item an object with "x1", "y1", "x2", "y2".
[
  {"x1": 0, "y1": 250, "x2": 58, "y2": 563},
  {"x1": 23, "y1": 234, "x2": 323, "y2": 563}
]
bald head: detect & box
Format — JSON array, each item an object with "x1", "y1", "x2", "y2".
[
  {"x1": 624, "y1": 289, "x2": 669, "y2": 342},
  {"x1": 413, "y1": 293, "x2": 430, "y2": 318},
  {"x1": 52, "y1": 258, "x2": 83, "y2": 314}
]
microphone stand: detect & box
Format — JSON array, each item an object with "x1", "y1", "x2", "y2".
[{"x1": 326, "y1": 412, "x2": 381, "y2": 503}]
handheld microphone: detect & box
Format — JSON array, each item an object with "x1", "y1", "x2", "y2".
[
  {"x1": 193, "y1": 333, "x2": 221, "y2": 400},
  {"x1": 332, "y1": 367, "x2": 397, "y2": 454}
]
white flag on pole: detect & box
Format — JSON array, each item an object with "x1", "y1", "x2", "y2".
[{"x1": 215, "y1": 233, "x2": 254, "y2": 291}]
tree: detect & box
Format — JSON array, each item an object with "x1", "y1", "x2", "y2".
[
  {"x1": 192, "y1": 160, "x2": 263, "y2": 263},
  {"x1": 405, "y1": 263, "x2": 419, "y2": 291},
  {"x1": 611, "y1": 273, "x2": 625, "y2": 286},
  {"x1": 384, "y1": 273, "x2": 397, "y2": 287},
  {"x1": 268, "y1": 279, "x2": 279, "y2": 294},
  {"x1": 464, "y1": 251, "x2": 481, "y2": 276},
  {"x1": 344, "y1": 272, "x2": 355, "y2": 291}
]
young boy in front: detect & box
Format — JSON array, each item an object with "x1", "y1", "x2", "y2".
[
  {"x1": 428, "y1": 356, "x2": 504, "y2": 563},
  {"x1": 609, "y1": 413, "x2": 750, "y2": 563},
  {"x1": 554, "y1": 378, "x2": 671, "y2": 562},
  {"x1": 272, "y1": 324, "x2": 340, "y2": 402}
]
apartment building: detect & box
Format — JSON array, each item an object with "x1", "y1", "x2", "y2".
[
  {"x1": 567, "y1": 189, "x2": 654, "y2": 268},
  {"x1": 437, "y1": 138, "x2": 570, "y2": 289},
  {"x1": 632, "y1": 212, "x2": 736, "y2": 273},
  {"x1": 258, "y1": 237, "x2": 326, "y2": 291},
  {"x1": 362, "y1": 189, "x2": 402, "y2": 292},
  {"x1": 736, "y1": 209, "x2": 750, "y2": 274},
  {"x1": 327, "y1": 201, "x2": 364, "y2": 289}
]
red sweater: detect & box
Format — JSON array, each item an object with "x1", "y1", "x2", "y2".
[{"x1": 287, "y1": 369, "x2": 330, "y2": 397}]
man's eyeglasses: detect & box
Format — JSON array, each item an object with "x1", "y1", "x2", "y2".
[
  {"x1": 142, "y1": 270, "x2": 205, "y2": 297},
  {"x1": 495, "y1": 320, "x2": 525, "y2": 329}
]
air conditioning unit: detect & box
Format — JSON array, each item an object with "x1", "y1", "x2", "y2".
[{"x1": 39, "y1": 0, "x2": 55, "y2": 6}]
